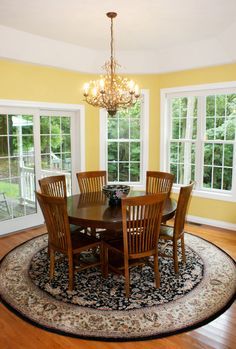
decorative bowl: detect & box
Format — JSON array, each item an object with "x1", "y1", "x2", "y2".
[{"x1": 102, "y1": 184, "x2": 130, "y2": 206}]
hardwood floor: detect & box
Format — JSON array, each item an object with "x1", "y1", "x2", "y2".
[{"x1": 0, "y1": 223, "x2": 235, "y2": 349}]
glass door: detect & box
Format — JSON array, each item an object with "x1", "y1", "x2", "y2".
[
  {"x1": 0, "y1": 109, "x2": 39, "y2": 233},
  {"x1": 40, "y1": 111, "x2": 73, "y2": 195},
  {"x1": 0, "y1": 103, "x2": 83, "y2": 235}
]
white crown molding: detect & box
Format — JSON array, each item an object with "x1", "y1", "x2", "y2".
[{"x1": 0, "y1": 25, "x2": 235, "y2": 74}]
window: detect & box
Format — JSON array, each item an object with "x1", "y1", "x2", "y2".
[
  {"x1": 100, "y1": 90, "x2": 149, "y2": 187},
  {"x1": 161, "y1": 83, "x2": 236, "y2": 201}
]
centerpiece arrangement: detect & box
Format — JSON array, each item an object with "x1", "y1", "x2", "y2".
[{"x1": 102, "y1": 184, "x2": 130, "y2": 206}]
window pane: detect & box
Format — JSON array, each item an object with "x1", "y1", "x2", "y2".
[
  {"x1": 226, "y1": 94, "x2": 236, "y2": 116},
  {"x1": 213, "y1": 167, "x2": 222, "y2": 189},
  {"x1": 130, "y1": 119, "x2": 140, "y2": 139},
  {"x1": 0, "y1": 115, "x2": 7, "y2": 135},
  {"x1": 172, "y1": 99, "x2": 180, "y2": 118},
  {"x1": 191, "y1": 165, "x2": 195, "y2": 181},
  {"x1": 216, "y1": 95, "x2": 226, "y2": 116},
  {"x1": 203, "y1": 166, "x2": 212, "y2": 188},
  {"x1": 61, "y1": 117, "x2": 70, "y2": 134},
  {"x1": 224, "y1": 144, "x2": 233, "y2": 167},
  {"x1": 204, "y1": 143, "x2": 213, "y2": 165},
  {"x1": 191, "y1": 143, "x2": 196, "y2": 164},
  {"x1": 40, "y1": 135, "x2": 50, "y2": 153},
  {"x1": 119, "y1": 119, "x2": 129, "y2": 139},
  {"x1": 108, "y1": 162, "x2": 118, "y2": 182},
  {"x1": 206, "y1": 96, "x2": 215, "y2": 116},
  {"x1": 170, "y1": 163, "x2": 177, "y2": 183},
  {"x1": 119, "y1": 142, "x2": 129, "y2": 161},
  {"x1": 40, "y1": 116, "x2": 50, "y2": 134},
  {"x1": 41, "y1": 154, "x2": 50, "y2": 170},
  {"x1": 10, "y1": 157, "x2": 21, "y2": 177},
  {"x1": 0, "y1": 136, "x2": 8, "y2": 156},
  {"x1": 9, "y1": 136, "x2": 20, "y2": 156},
  {"x1": 51, "y1": 135, "x2": 61, "y2": 153},
  {"x1": 214, "y1": 117, "x2": 225, "y2": 140},
  {"x1": 51, "y1": 117, "x2": 60, "y2": 134},
  {"x1": 108, "y1": 118, "x2": 118, "y2": 139},
  {"x1": 0, "y1": 158, "x2": 9, "y2": 178},
  {"x1": 172, "y1": 119, "x2": 180, "y2": 139},
  {"x1": 119, "y1": 163, "x2": 129, "y2": 181},
  {"x1": 214, "y1": 144, "x2": 223, "y2": 166},
  {"x1": 62, "y1": 135, "x2": 71, "y2": 153},
  {"x1": 22, "y1": 136, "x2": 34, "y2": 153},
  {"x1": 180, "y1": 98, "x2": 188, "y2": 118},
  {"x1": 130, "y1": 163, "x2": 140, "y2": 182},
  {"x1": 225, "y1": 117, "x2": 235, "y2": 140},
  {"x1": 130, "y1": 142, "x2": 140, "y2": 161},
  {"x1": 108, "y1": 142, "x2": 117, "y2": 161},
  {"x1": 206, "y1": 118, "x2": 214, "y2": 140},
  {"x1": 170, "y1": 142, "x2": 178, "y2": 163},
  {"x1": 62, "y1": 153, "x2": 71, "y2": 171},
  {"x1": 223, "y1": 168, "x2": 232, "y2": 190}
]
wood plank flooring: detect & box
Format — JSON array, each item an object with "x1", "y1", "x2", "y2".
[{"x1": 0, "y1": 223, "x2": 235, "y2": 349}]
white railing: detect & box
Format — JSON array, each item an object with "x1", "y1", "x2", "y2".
[{"x1": 19, "y1": 167, "x2": 72, "y2": 204}]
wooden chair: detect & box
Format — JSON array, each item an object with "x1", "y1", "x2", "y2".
[
  {"x1": 159, "y1": 182, "x2": 194, "y2": 273},
  {"x1": 104, "y1": 193, "x2": 167, "y2": 298},
  {"x1": 76, "y1": 171, "x2": 107, "y2": 193},
  {"x1": 38, "y1": 175, "x2": 67, "y2": 197},
  {"x1": 146, "y1": 171, "x2": 174, "y2": 197},
  {"x1": 36, "y1": 191, "x2": 104, "y2": 291},
  {"x1": 39, "y1": 175, "x2": 83, "y2": 235}
]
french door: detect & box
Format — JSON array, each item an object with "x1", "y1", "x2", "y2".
[{"x1": 0, "y1": 102, "x2": 84, "y2": 235}]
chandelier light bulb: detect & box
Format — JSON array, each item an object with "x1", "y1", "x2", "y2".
[{"x1": 83, "y1": 12, "x2": 140, "y2": 116}]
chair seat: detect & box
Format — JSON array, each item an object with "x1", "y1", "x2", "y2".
[{"x1": 160, "y1": 224, "x2": 174, "y2": 240}]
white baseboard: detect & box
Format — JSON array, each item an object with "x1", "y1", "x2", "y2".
[{"x1": 187, "y1": 215, "x2": 236, "y2": 231}]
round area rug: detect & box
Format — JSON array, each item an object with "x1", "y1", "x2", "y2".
[{"x1": 0, "y1": 233, "x2": 235, "y2": 341}]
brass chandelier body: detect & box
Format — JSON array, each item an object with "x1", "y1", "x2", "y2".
[{"x1": 83, "y1": 12, "x2": 140, "y2": 116}]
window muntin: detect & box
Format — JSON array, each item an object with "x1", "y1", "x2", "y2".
[
  {"x1": 166, "y1": 89, "x2": 236, "y2": 198},
  {"x1": 107, "y1": 100, "x2": 142, "y2": 183}
]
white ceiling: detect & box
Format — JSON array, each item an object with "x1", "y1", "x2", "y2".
[{"x1": 0, "y1": 0, "x2": 236, "y2": 73}]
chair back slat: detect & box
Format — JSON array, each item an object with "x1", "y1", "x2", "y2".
[
  {"x1": 146, "y1": 171, "x2": 174, "y2": 196},
  {"x1": 122, "y1": 193, "x2": 167, "y2": 256},
  {"x1": 36, "y1": 191, "x2": 72, "y2": 252},
  {"x1": 76, "y1": 171, "x2": 107, "y2": 193},
  {"x1": 174, "y1": 182, "x2": 194, "y2": 238},
  {"x1": 39, "y1": 175, "x2": 67, "y2": 197}
]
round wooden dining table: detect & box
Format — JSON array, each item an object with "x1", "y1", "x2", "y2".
[{"x1": 67, "y1": 191, "x2": 177, "y2": 230}]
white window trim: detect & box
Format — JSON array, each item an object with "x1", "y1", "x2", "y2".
[
  {"x1": 160, "y1": 82, "x2": 236, "y2": 202},
  {"x1": 100, "y1": 89, "x2": 149, "y2": 190},
  {"x1": 0, "y1": 99, "x2": 85, "y2": 235}
]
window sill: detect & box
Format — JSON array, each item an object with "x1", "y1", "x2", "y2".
[{"x1": 172, "y1": 186, "x2": 236, "y2": 203}]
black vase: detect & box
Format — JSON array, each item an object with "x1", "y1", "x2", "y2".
[{"x1": 109, "y1": 197, "x2": 121, "y2": 206}]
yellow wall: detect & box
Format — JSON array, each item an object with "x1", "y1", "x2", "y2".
[{"x1": 0, "y1": 59, "x2": 235, "y2": 225}]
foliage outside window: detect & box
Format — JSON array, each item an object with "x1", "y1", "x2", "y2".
[
  {"x1": 167, "y1": 90, "x2": 236, "y2": 197},
  {"x1": 100, "y1": 91, "x2": 149, "y2": 187},
  {"x1": 107, "y1": 100, "x2": 142, "y2": 183}
]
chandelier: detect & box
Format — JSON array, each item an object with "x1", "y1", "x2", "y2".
[{"x1": 83, "y1": 12, "x2": 140, "y2": 116}]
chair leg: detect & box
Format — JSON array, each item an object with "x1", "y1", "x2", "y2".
[
  {"x1": 124, "y1": 258, "x2": 130, "y2": 298},
  {"x1": 68, "y1": 254, "x2": 74, "y2": 291},
  {"x1": 181, "y1": 236, "x2": 186, "y2": 263},
  {"x1": 154, "y1": 254, "x2": 160, "y2": 288},
  {"x1": 49, "y1": 248, "x2": 55, "y2": 280},
  {"x1": 173, "y1": 240, "x2": 179, "y2": 273}
]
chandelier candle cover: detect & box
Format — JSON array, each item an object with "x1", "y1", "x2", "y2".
[{"x1": 83, "y1": 12, "x2": 140, "y2": 116}]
